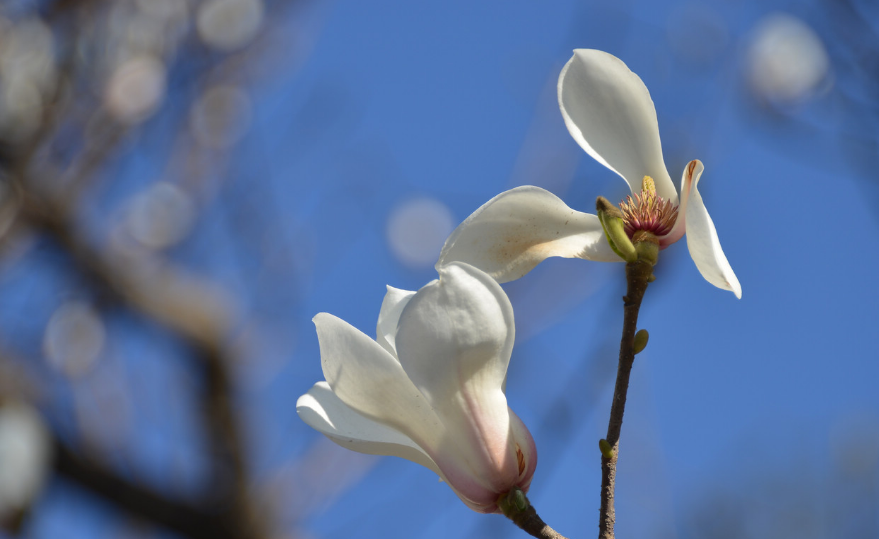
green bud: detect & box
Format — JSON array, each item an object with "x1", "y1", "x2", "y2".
[
  {"x1": 596, "y1": 197, "x2": 637, "y2": 263},
  {"x1": 634, "y1": 329, "x2": 649, "y2": 354},
  {"x1": 647, "y1": 274, "x2": 656, "y2": 283},
  {"x1": 598, "y1": 438, "x2": 615, "y2": 459}
]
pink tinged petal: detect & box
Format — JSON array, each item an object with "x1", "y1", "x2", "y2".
[
  {"x1": 680, "y1": 162, "x2": 743, "y2": 299},
  {"x1": 659, "y1": 159, "x2": 701, "y2": 248},
  {"x1": 313, "y1": 313, "x2": 444, "y2": 449},
  {"x1": 436, "y1": 186, "x2": 618, "y2": 284},
  {"x1": 558, "y1": 49, "x2": 678, "y2": 202},
  {"x1": 298, "y1": 383, "x2": 512, "y2": 513},
  {"x1": 296, "y1": 382, "x2": 441, "y2": 474},
  {"x1": 375, "y1": 285, "x2": 416, "y2": 356},
  {"x1": 509, "y1": 408, "x2": 538, "y2": 492},
  {"x1": 395, "y1": 262, "x2": 529, "y2": 505}
]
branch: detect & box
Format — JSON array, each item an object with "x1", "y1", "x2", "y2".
[
  {"x1": 17, "y1": 189, "x2": 267, "y2": 539},
  {"x1": 598, "y1": 260, "x2": 652, "y2": 539},
  {"x1": 54, "y1": 441, "x2": 239, "y2": 539},
  {"x1": 500, "y1": 488, "x2": 570, "y2": 539}
]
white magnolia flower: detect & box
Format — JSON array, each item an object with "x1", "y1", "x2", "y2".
[
  {"x1": 296, "y1": 262, "x2": 537, "y2": 513},
  {"x1": 436, "y1": 49, "x2": 741, "y2": 298}
]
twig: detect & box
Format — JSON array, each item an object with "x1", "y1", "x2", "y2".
[
  {"x1": 598, "y1": 260, "x2": 652, "y2": 539},
  {"x1": 501, "y1": 488, "x2": 570, "y2": 539}
]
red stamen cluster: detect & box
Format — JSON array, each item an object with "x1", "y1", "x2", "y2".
[{"x1": 619, "y1": 190, "x2": 678, "y2": 238}]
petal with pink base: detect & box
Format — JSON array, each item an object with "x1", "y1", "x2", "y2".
[{"x1": 396, "y1": 263, "x2": 529, "y2": 503}]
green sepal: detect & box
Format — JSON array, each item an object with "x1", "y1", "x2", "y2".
[{"x1": 498, "y1": 487, "x2": 529, "y2": 517}]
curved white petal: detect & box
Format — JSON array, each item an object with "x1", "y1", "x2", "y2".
[
  {"x1": 660, "y1": 159, "x2": 701, "y2": 248},
  {"x1": 396, "y1": 262, "x2": 522, "y2": 499},
  {"x1": 396, "y1": 262, "x2": 513, "y2": 420},
  {"x1": 436, "y1": 186, "x2": 618, "y2": 283},
  {"x1": 681, "y1": 163, "x2": 742, "y2": 299},
  {"x1": 297, "y1": 383, "x2": 522, "y2": 514},
  {"x1": 296, "y1": 382, "x2": 441, "y2": 474},
  {"x1": 558, "y1": 49, "x2": 677, "y2": 202},
  {"x1": 314, "y1": 313, "x2": 443, "y2": 448},
  {"x1": 376, "y1": 285, "x2": 416, "y2": 356}
]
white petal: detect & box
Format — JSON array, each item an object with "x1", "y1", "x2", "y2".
[
  {"x1": 395, "y1": 262, "x2": 522, "y2": 495},
  {"x1": 681, "y1": 162, "x2": 742, "y2": 299},
  {"x1": 314, "y1": 313, "x2": 444, "y2": 447},
  {"x1": 396, "y1": 262, "x2": 513, "y2": 418},
  {"x1": 558, "y1": 49, "x2": 677, "y2": 202},
  {"x1": 296, "y1": 382, "x2": 441, "y2": 474},
  {"x1": 435, "y1": 186, "x2": 618, "y2": 283},
  {"x1": 298, "y1": 382, "x2": 515, "y2": 514},
  {"x1": 660, "y1": 159, "x2": 701, "y2": 248},
  {"x1": 376, "y1": 285, "x2": 416, "y2": 356}
]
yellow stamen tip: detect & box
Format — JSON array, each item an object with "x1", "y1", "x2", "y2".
[{"x1": 641, "y1": 175, "x2": 656, "y2": 196}]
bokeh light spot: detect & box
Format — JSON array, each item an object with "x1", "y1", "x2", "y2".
[
  {"x1": 43, "y1": 302, "x2": 106, "y2": 377},
  {"x1": 746, "y1": 13, "x2": 830, "y2": 104},
  {"x1": 196, "y1": 0, "x2": 264, "y2": 51},
  {"x1": 126, "y1": 182, "x2": 195, "y2": 249},
  {"x1": 190, "y1": 85, "x2": 252, "y2": 149},
  {"x1": 105, "y1": 55, "x2": 167, "y2": 123},
  {"x1": 0, "y1": 402, "x2": 51, "y2": 519},
  {"x1": 386, "y1": 198, "x2": 454, "y2": 268}
]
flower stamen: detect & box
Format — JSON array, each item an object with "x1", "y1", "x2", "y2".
[{"x1": 619, "y1": 175, "x2": 678, "y2": 238}]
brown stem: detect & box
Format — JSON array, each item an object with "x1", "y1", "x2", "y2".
[
  {"x1": 501, "y1": 489, "x2": 570, "y2": 539},
  {"x1": 507, "y1": 506, "x2": 569, "y2": 539},
  {"x1": 598, "y1": 260, "x2": 653, "y2": 539}
]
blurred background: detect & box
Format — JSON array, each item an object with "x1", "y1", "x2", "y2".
[{"x1": 0, "y1": 0, "x2": 877, "y2": 538}]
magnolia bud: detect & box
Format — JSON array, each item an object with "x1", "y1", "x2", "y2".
[
  {"x1": 596, "y1": 196, "x2": 636, "y2": 263},
  {"x1": 634, "y1": 329, "x2": 649, "y2": 354},
  {"x1": 598, "y1": 438, "x2": 615, "y2": 459}
]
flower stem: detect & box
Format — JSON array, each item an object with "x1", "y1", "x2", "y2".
[
  {"x1": 598, "y1": 259, "x2": 653, "y2": 539},
  {"x1": 500, "y1": 488, "x2": 570, "y2": 539}
]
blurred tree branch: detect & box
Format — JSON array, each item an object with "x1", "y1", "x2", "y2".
[
  {"x1": 0, "y1": 0, "x2": 313, "y2": 537},
  {"x1": 54, "y1": 441, "x2": 240, "y2": 539}
]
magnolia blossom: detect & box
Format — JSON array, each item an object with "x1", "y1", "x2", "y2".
[
  {"x1": 296, "y1": 262, "x2": 537, "y2": 513},
  {"x1": 436, "y1": 49, "x2": 741, "y2": 298}
]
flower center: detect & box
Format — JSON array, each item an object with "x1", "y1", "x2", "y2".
[{"x1": 618, "y1": 175, "x2": 678, "y2": 238}]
